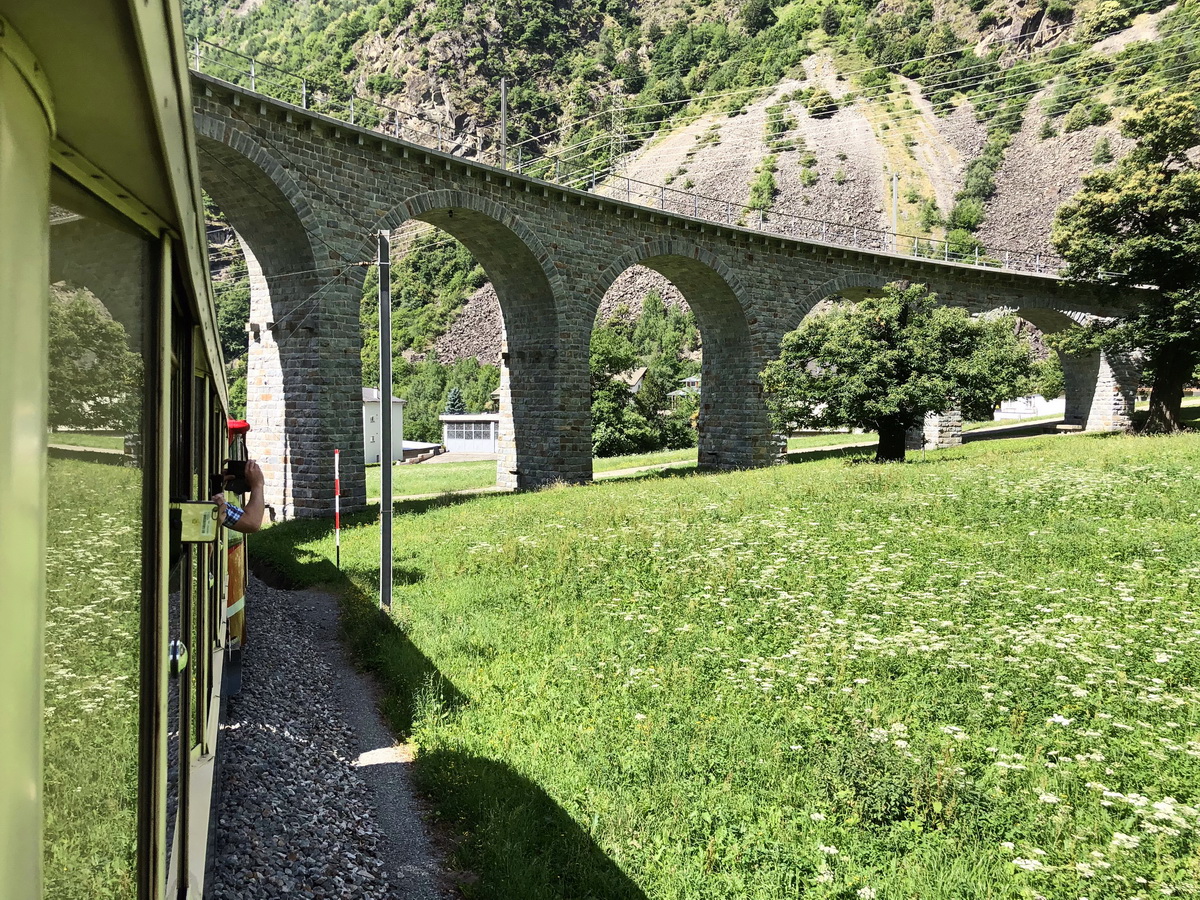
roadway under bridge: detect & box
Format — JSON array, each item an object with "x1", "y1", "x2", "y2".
[{"x1": 190, "y1": 71, "x2": 1142, "y2": 519}]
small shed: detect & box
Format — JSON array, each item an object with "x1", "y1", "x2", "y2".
[
  {"x1": 362, "y1": 387, "x2": 405, "y2": 463},
  {"x1": 440, "y1": 412, "x2": 500, "y2": 453}
]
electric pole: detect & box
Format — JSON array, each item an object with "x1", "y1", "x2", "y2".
[
  {"x1": 500, "y1": 77, "x2": 508, "y2": 169},
  {"x1": 378, "y1": 231, "x2": 392, "y2": 610}
]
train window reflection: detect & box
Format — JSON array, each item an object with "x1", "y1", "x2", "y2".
[{"x1": 44, "y1": 202, "x2": 151, "y2": 898}]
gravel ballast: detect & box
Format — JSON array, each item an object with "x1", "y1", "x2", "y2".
[{"x1": 207, "y1": 576, "x2": 450, "y2": 900}]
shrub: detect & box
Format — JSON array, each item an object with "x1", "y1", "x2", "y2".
[
  {"x1": 948, "y1": 197, "x2": 985, "y2": 231},
  {"x1": 1045, "y1": 0, "x2": 1074, "y2": 22},
  {"x1": 747, "y1": 155, "x2": 778, "y2": 210},
  {"x1": 918, "y1": 199, "x2": 942, "y2": 230},
  {"x1": 799, "y1": 166, "x2": 819, "y2": 187},
  {"x1": 806, "y1": 85, "x2": 838, "y2": 118},
  {"x1": 1062, "y1": 103, "x2": 1092, "y2": 132},
  {"x1": 1092, "y1": 135, "x2": 1113, "y2": 164}
]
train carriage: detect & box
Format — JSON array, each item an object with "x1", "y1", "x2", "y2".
[{"x1": 1, "y1": 1, "x2": 241, "y2": 897}]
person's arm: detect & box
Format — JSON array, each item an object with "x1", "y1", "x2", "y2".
[
  {"x1": 234, "y1": 459, "x2": 265, "y2": 533},
  {"x1": 210, "y1": 460, "x2": 265, "y2": 534}
]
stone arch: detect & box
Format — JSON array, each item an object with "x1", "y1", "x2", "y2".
[
  {"x1": 590, "y1": 241, "x2": 776, "y2": 472},
  {"x1": 382, "y1": 191, "x2": 576, "y2": 490},
  {"x1": 787, "y1": 272, "x2": 898, "y2": 337},
  {"x1": 192, "y1": 114, "x2": 322, "y2": 279},
  {"x1": 194, "y1": 116, "x2": 338, "y2": 518}
]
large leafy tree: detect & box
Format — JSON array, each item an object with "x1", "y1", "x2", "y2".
[
  {"x1": 761, "y1": 282, "x2": 1033, "y2": 461},
  {"x1": 48, "y1": 287, "x2": 143, "y2": 432},
  {"x1": 1052, "y1": 91, "x2": 1200, "y2": 432}
]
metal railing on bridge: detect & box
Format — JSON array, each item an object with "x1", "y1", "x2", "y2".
[{"x1": 190, "y1": 41, "x2": 1067, "y2": 277}]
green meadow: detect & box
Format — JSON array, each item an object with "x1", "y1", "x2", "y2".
[
  {"x1": 43, "y1": 458, "x2": 141, "y2": 898},
  {"x1": 48, "y1": 431, "x2": 125, "y2": 450},
  {"x1": 255, "y1": 432, "x2": 1200, "y2": 900},
  {"x1": 365, "y1": 433, "x2": 881, "y2": 499}
]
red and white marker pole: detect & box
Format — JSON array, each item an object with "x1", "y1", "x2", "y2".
[{"x1": 334, "y1": 448, "x2": 341, "y2": 570}]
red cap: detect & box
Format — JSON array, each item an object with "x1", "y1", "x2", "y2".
[{"x1": 227, "y1": 419, "x2": 251, "y2": 435}]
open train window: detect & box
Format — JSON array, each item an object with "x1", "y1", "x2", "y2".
[{"x1": 43, "y1": 180, "x2": 156, "y2": 898}]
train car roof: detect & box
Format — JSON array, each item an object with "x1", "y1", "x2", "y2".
[{"x1": 3, "y1": 0, "x2": 225, "y2": 401}]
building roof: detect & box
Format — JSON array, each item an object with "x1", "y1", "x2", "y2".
[
  {"x1": 361, "y1": 388, "x2": 405, "y2": 404},
  {"x1": 615, "y1": 366, "x2": 648, "y2": 390}
]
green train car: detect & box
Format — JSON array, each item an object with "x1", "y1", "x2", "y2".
[{"x1": 1, "y1": 1, "x2": 241, "y2": 897}]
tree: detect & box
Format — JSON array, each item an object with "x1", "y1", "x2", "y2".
[
  {"x1": 741, "y1": 0, "x2": 774, "y2": 36},
  {"x1": 821, "y1": 3, "x2": 841, "y2": 36},
  {"x1": 1052, "y1": 91, "x2": 1200, "y2": 432},
  {"x1": 444, "y1": 386, "x2": 466, "y2": 414},
  {"x1": 48, "y1": 287, "x2": 143, "y2": 432},
  {"x1": 760, "y1": 282, "x2": 1033, "y2": 461}
]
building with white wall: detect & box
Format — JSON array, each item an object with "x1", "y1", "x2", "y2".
[
  {"x1": 440, "y1": 413, "x2": 500, "y2": 454},
  {"x1": 995, "y1": 394, "x2": 1066, "y2": 420},
  {"x1": 362, "y1": 388, "x2": 405, "y2": 463}
]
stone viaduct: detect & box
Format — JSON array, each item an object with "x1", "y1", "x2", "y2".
[{"x1": 190, "y1": 71, "x2": 1141, "y2": 519}]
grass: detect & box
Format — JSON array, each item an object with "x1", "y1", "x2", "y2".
[
  {"x1": 366, "y1": 460, "x2": 498, "y2": 498},
  {"x1": 48, "y1": 431, "x2": 124, "y2": 450},
  {"x1": 43, "y1": 458, "x2": 141, "y2": 898},
  {"x1": 253, "y1": 429, "x2": 1200, "y2": 899},
  {"x1": 364, "y1": 434, "x2": 877, "y2": 497}
]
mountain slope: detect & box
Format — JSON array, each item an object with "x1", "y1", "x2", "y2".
[{"x1": 187, "y1": 0, "x2": 1198, "y2": 363}]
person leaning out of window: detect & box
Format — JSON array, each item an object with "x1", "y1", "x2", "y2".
[{"x1": 212, "y1": 459, "x2": 265, "y2": 533}]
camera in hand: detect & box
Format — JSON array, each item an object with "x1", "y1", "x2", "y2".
[{"x1": 222, "y1": 459, "x2": 249, "y2": 494}]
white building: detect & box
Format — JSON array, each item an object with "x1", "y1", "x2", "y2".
[
  {"x1": 362, "y1": 387, "x2": 405, "y2": 463},
  {"x1": 440, "y1": 413, "x2": 500, "y2": 454},
  {"x1": 995, "y1": 394, "x2": 1066, "y2": 420}
]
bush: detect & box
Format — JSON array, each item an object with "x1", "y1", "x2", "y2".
[
  {"x1": 1045, "y1": 0, "x2": 1073, "y2": 21},
  {"x1": 799, "y1": 167, "x2": 819, "y2": 187},
  {"x1": 948, "y1": 197, "x2": 985, "y2": 231},
  {"x1": 918, "y1": 199, "x2": 942, "y2": 231},
  {"x1": 806, "y1": 85, "x2": 838, "y2": 118},
  {"x1": 1093, "y1": 135, "x2": 1114, "y2": 164},
  {"x1": 1079, "y1": 0, "x2": 1133, "y2": 41},
  {"x1": 747, "y1": 156, "x2": 778, "y2": 210},
  {"x1": 1062, "y1": 103, "x2": 1092, "y2": 132},
  {"x1": 740, "y1": 0, "x2": 774, "y2": 35}
]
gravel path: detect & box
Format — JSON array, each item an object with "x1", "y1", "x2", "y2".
[{"x1": 207, "y1": 576, "x2": 452, "y2": 900}]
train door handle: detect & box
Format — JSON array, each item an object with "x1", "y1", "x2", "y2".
[{"x1": 169, "y1": 639, "x2": 189, "y2": 677}]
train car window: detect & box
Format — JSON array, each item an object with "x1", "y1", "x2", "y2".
[
  {"x1": 164, "y1": 323, "x2": 186, "y2": 882},
  {"x1": 44, "y1": 198, "x2": 153, "y2": 897},
  {"x1": 191, "y1": 371, "x2": 209, "y2": 755}
]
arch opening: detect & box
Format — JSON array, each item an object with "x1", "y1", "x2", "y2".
[
  {"x1": 196, "y1": 127, "x2": 354, "y2": 519},
  {"x1": 588, "y1": 246, "x2": 775, "y2": 477},
  {"x1": 381, "y1": 197, "x2": 574, "y2": 491},
  {"x1": 763, "y1": 280, "x2": 1088, "y2": 462},
  {"x1": 587, "y1": 265, "x2": 702, "y2": 476}
]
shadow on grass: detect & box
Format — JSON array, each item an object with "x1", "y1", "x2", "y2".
[
  {"x1": 414, "y1": 749, "x2": 648, "y2": 900},
  {"x1": 250, "y1": 527, "x2": 464, "y2": 737},
  {"x1": 392, "y1": 491, "x2": 498, "y2": 516},
  {"x1": 338, "y1": 587, "x2": 466, "y2": 737},
  {"x1": 784, "y1": 445, "x2": 877, "y2": 465},
  {"x1": 251, "y1": 525, "x2": 644, "y2": 898}
]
